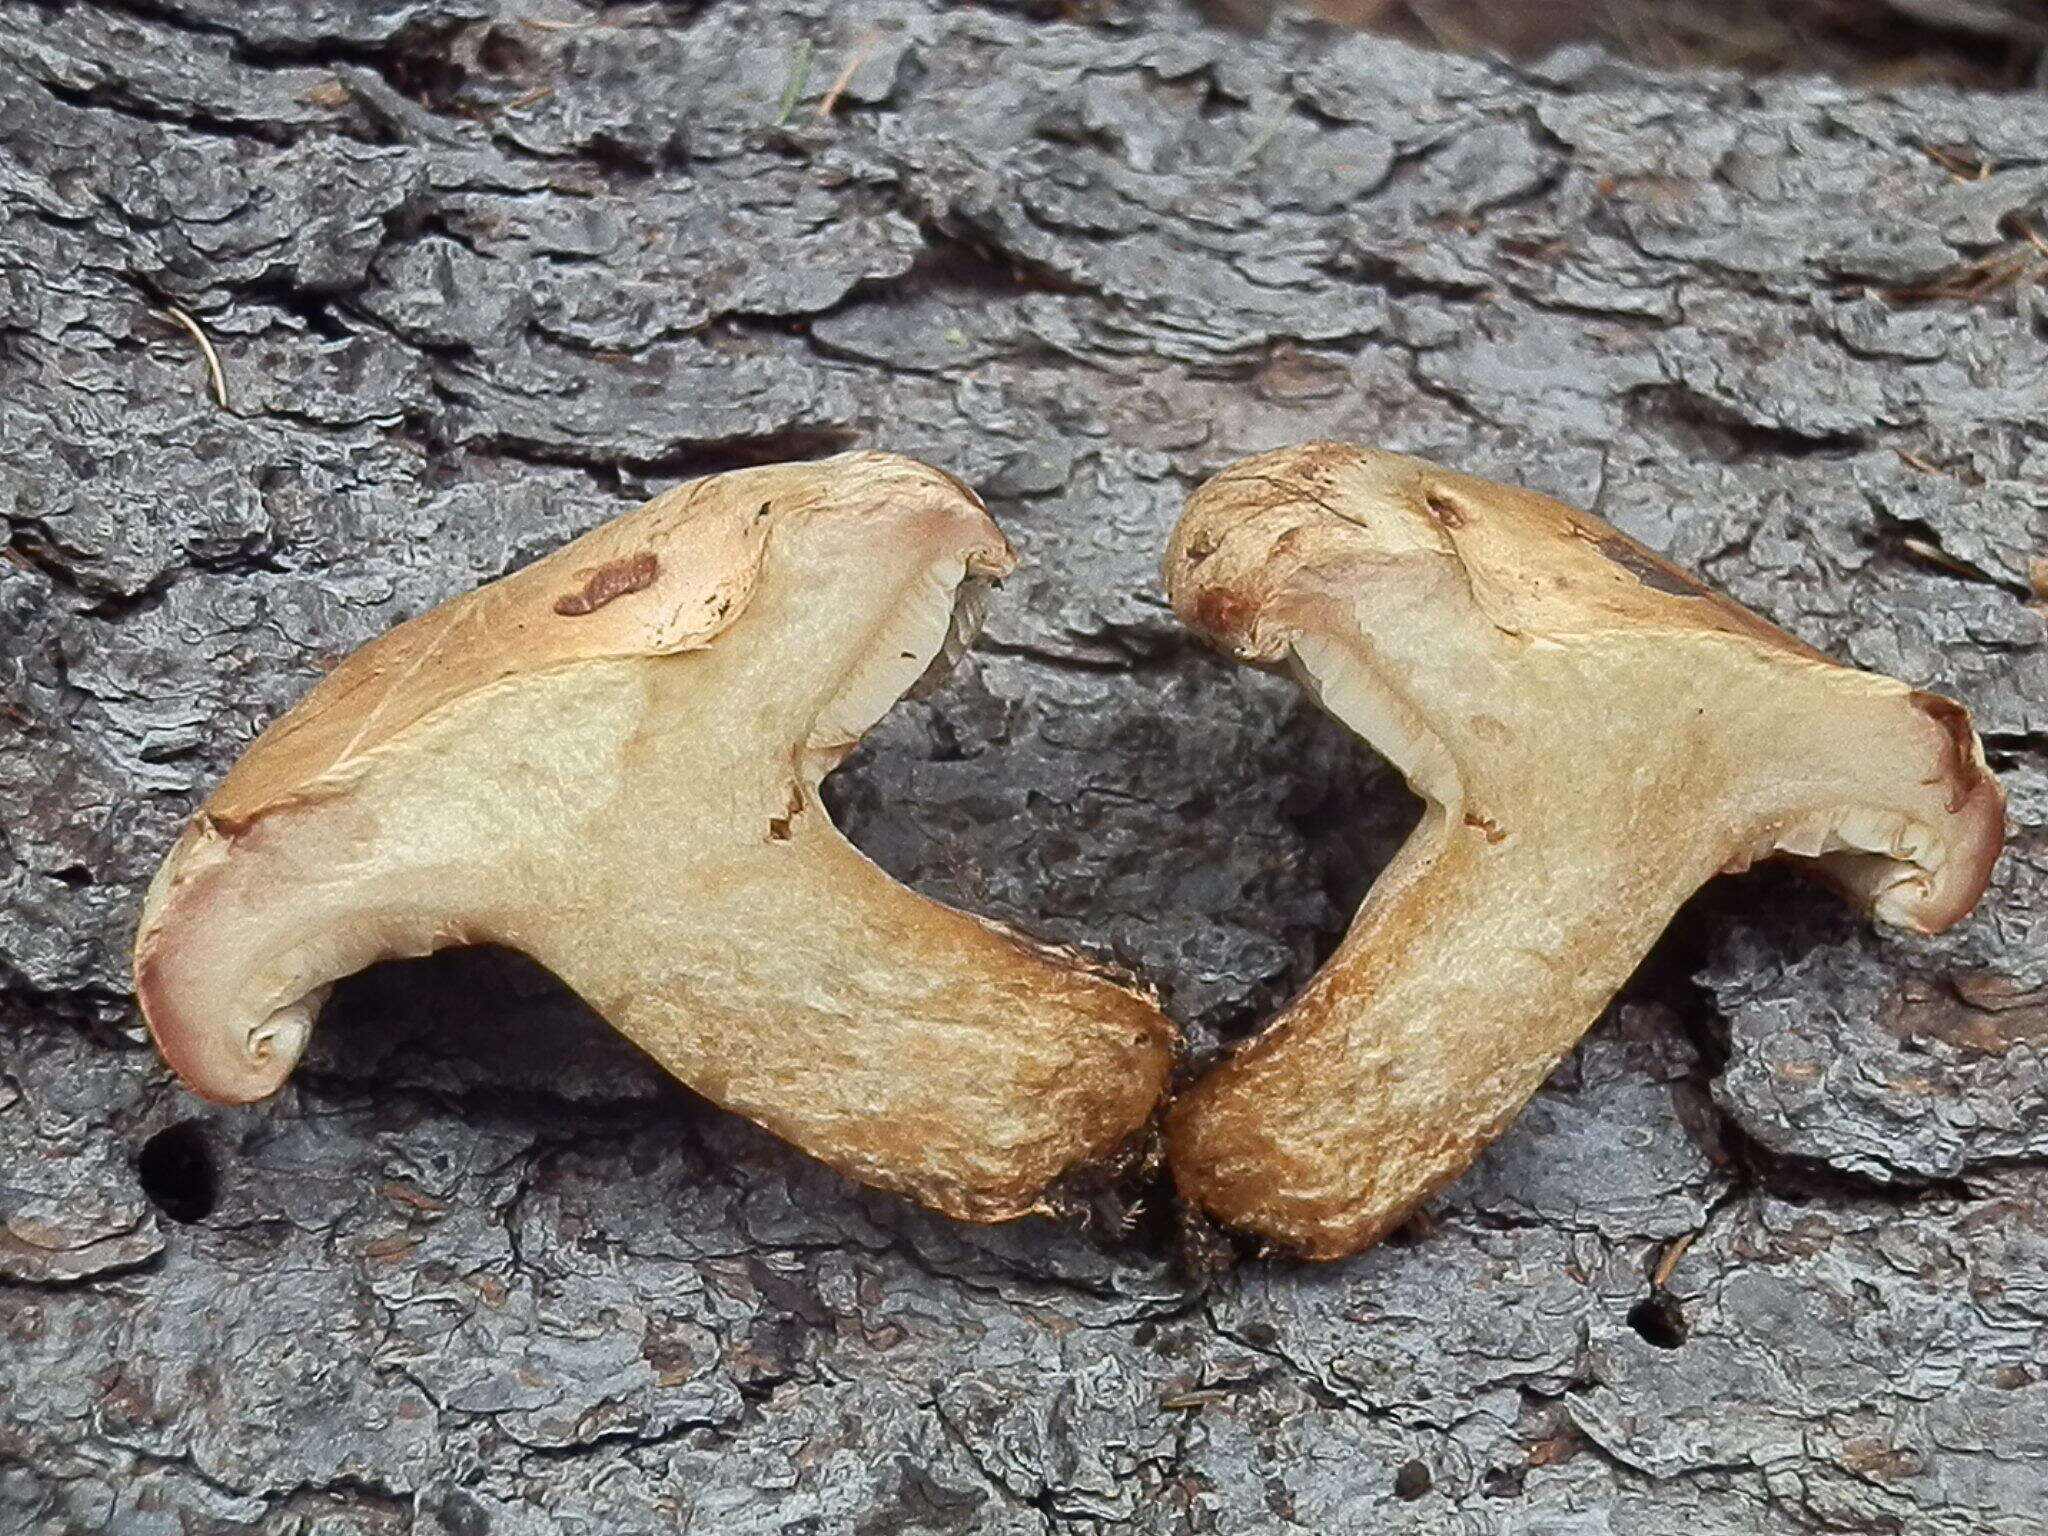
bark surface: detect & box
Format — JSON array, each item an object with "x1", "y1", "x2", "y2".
[{"x1": 2, "y1": 2, "x2": 2045, "y2": 1531}]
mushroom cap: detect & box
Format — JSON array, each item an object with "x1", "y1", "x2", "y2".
[
  {"x1": 205, "y1": 454, "x2": 1009, "y2": 834},
  {"x1": 135, "y1": 453, "x2": 1014, "y2": 1103},
  {"x1": 1165, "y1": 443, "x2": 2004, "y2": 935}
]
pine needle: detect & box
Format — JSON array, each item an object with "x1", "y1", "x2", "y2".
[
  {"x1": 155, "y1": 304, "x2": 232, "y2": 412},
  {"x1": 774, "y1": 39, "x2": 813, "y2": 127}
]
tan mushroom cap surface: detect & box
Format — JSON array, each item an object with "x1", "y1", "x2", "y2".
[
  {"x1": 1165, "y1": 443, "x2": 2006, "y2": 1261},
  {"x1": 136, "y1": 451, "x2": 1175, "y2": 1224}
]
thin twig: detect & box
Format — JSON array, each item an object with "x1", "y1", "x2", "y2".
[
  {"x1": 1899, "y1": 536, "x2": 1991, "y2": 583},
  {"x1": 1894, "y1": 243, "x2": 2041, "y2": 303},
  {"x1": 154, "y1": 304, "x2": 231, "y2": 411},
  {"x1": 773, "y1": 39, "x2": 812, "y2": 127},
  {"x1": 816, "y1": 30, "x2": 881, "y2": 121},
  {"x1": 1921, "y1": 143, "x2": 1994, "y2": 182},
  {"x1": 1652, "y1": 1230, "x2": 1696, "y2": 1291}
]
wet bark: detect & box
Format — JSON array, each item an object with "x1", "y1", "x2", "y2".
[{"x1": 2, "y1": 2, "x2": 2045, "y2": 1531}]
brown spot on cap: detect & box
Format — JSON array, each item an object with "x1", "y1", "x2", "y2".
[
  {"x1": 1590, "y1": 533, "x2": 1711, "y2": 599},
  {"x1": 767, "y1": 784, "x2": 804, "y2": 842},
  {"x1": 1911, "y1": 690, "x2": 1990, "y2": 814},
  {"x1": 1424, "y1": 489, "x2": 1467, "y2": 529},
  {"x1": 1463, "y1": 812, "x2": 1507, "y2": 843},
  {"x1": 555, "y1": 551, "x2": 660, "y2": 617},
  {"x1": 1191, "y1": 585, "x2": 1260, "y2": 645}
]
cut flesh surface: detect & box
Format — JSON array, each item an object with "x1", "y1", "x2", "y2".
[
  {"x1": 136, "y1": 453, "x2": 1176, "y2": 1223},
  {"x1": 1163, "y1": 443, "x2": 2005, "y2": 1260}
]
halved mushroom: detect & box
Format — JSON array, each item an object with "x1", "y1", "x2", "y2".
[
  {"x1": 136, "y1": 452, "x2": 1175, "y2": 1223},
  {"x1": 1165, "y1": 444, "x2": 2005, "y2": 1260}
]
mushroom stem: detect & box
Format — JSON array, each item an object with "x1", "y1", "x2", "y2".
[
  {"x1": 1169, "y1": 794, "x2": 1721, "y2": 1259},
  {"x1": 530, "y1": 819, "x2": 1162, "y2": 1222}
]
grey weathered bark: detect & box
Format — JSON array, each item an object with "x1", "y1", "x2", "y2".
[{"x1": 2, "y1": 1, "x2": 2045, "y2": 1531}]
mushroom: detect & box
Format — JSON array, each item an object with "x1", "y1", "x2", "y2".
[
  {"x1": 135, "y1": 452, "x2": 1175, "y2": 1223},
  {"x1": 1163, "y1": 444, "x2": 2006, "y2": 1260}
]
